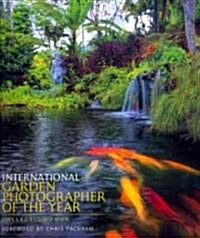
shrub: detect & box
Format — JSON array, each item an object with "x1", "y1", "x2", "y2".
[
  {"x1": 91, "y1": 67, "x2": 129, "y2": 109},
  {"x1": 85, "y1": 35, "x2": 142, "y2": 73},
  {"x1": 28, "y1": 50, "x2": 52, "y2": 89},
  {"x1": 151, "y1": 54, "x2": 200, "y2": 141},
  {"x1": 74, "y1": 73, "x2": 97, "y2": 95},
  {"x1": 0, "y1": 18, "x2": 38, "y2": 86},
  {"x1": 150, "y1": 45, "x2": 189, "y2": 67},
  {"x1": 63, "y1": 53, "x2": 85, "y2": 90},
  {"x1": 128, "y1": 45, "x2": 189, "y2": 80}
]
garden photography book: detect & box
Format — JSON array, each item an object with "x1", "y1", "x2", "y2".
[{"x1": 0, "y1": 0, "x2": 200, "y2": 238}]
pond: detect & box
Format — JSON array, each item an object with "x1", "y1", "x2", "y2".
[{"x1": 1, "y1": 108, "x2": 199, "y2": 238}]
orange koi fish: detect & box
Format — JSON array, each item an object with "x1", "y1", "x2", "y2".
[
  {"x1": 142, "y1": 187, "x2": 181, "y2": 223},
  {"x1": 120, "y1": 179, "x2": 139, "y2": 207},
  {"x1": 84, "y1": 146, "x2": 120, "y2": 156},
  {"x1": 85, "y1": 147, "x2": 164, "y2": 170},
  {"x1": 163, "y1": 160, "x2": 200, "y2": 175},
  {"x1": 111, "y1": 148, "x2": 137, "y2": 158},
  {"x1": 120, "y1": 190, "x2": 130, "y2": 207},
  {"x1": 120, "y1": 177, "x2": 146, "y2": 222},
  {"x1": 131, "y1": 153, "x2": 164, "y2": 170},
  {"x1": 108, "y1": 153, "x2": 139, "y2": 177},
  {"x1": 122, "y1": 225, "x2": 138, "y2": 238},
  {"x1": 105, "y1": 229, "x2": 122, "y2": 238},
  {"x1": 85, "y1": 146, "x2": 137, "y2": 158}
]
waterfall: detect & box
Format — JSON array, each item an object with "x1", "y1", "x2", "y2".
[
  {"x1": 140, "y1": 78, "x2": 147, "y2": 114},
  {"x1": 122, "y1": 71, "x2": 161, "y2": 116},
  {"x1": 122, "y1": 77, "x2": 140, "y2": 112}
]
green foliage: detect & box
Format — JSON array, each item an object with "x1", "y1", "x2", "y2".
[
  {"x1": 151, "y1": 45, "x2": 188, "y2": 66},
  {"x1": 31, "y1": 0, "x2": 65, "y2": 47},
  {"x1": 13, "y1": 2, "x2": 32, "y2": 34},
  {"x1": 0, "y1": 18, "x2": 38, "y2": 85},
  {"x1": 1, "y1": 85, "x2": 89, "y2": 109},
  {"x1": 74, "y1": 73, "x2": 96, "y2": 94},
  {"x1": 64, "y1": 0, "x2": 91, "y2": 53},
  {"x1": 91, "y1": 67, "x2": 129, "y2": 109},
  {"x1": 151, "y1": 54, "x2": 200, "y2": 141},
  {"x1": 195, "y1": 0, "x2": 200, "y2": 23},
  {"x1": 66, "y1": 0, "x2": 91, "y2": 31},
  {"x1": 128, "y1": 62, "x2": 153, "y2": 80},
  {"x1": 85, "y1": 19, "x2": 128, "y2": 45},
  {"x1": 31, "y1": 0, "x2": 91, "y2": 52},
  {"x1": 167, "y1": 2, "x2": 184, "y2": 30},
  {"x1": 28, "y1": 50, "x2": 52, "y2": 89},
  {"x1": 124, "y1": 0, "x2": 154, "y2": 33},
  {"x1": 128, "y1": 45, "x2": 188, "y2": 82}
]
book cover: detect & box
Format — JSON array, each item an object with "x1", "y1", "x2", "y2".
[{"x1": 1, "y1": 0, "x2": 200, "y2": 238}]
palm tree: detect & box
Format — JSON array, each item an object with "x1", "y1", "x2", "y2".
[{"x1": 65, "y1": 0, "x2": 91, "y2": 54}]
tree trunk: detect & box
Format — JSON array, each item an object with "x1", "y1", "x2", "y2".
[
  {"x1": 162, "y1": 0, "x2": 167, "y2": 21},
  {"x1": 182, "y1": 0, "x2": 196, "y2": 53},
  {"x1": 153, "y1": 0, "x2": 159, "y2": 32},
  {"x1": 94, "y1": 0, "x2": 102, "y2": 39},
  {"x1": 71, "y1": 30, "x2": 76, "y2": 54},
  {"x1": 160, "y1": 0, "x2": 167, "y2": 32}
]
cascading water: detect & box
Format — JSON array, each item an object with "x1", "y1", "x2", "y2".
[
  {"x1": 121, "y1": 71, "x2": 161, "y2": 118},
  {"x1": 122, "y1": 77, "x2": 140, "y2": 113}
]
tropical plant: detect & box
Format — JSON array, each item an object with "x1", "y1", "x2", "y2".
[
  {"x1": 91, "y1": 67, "x2": 129, "y2": 109},
  {"x1": 31, "y1": 0, "x2": 65, "y2": 48},
  {"x1": 151, "y1": 54, "x2": 200, "y2": 141},
  {"x1": 85, "y1": 19, "x2": 128, "y2": 46},
  {"x1": 65, "y1": 0, "x2": 92, "y2": 54},
  {"x1": 31, "y1": 0, "x2": 91, "y2": 53}
]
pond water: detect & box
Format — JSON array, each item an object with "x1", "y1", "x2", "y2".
[{"x1": 1, "y1": 108, "x2": 199, "y2": 238}]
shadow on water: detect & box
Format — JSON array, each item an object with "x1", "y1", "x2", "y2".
[{"x1": 1, "y1": 108, "x2": 199, "y2": 237}]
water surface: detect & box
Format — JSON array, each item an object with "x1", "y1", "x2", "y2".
[{"x1": 1, "y1": 108, "x2": 199, "y2": 237}]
